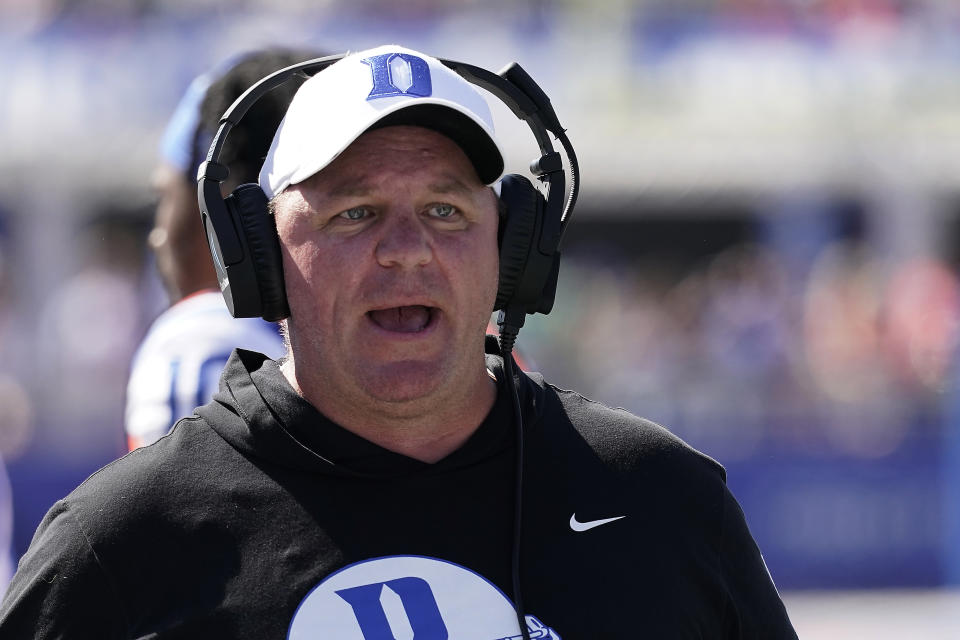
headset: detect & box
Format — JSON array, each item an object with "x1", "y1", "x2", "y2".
[{"x1": 196, "y1": 52, "x2": 579, "y2": 345}]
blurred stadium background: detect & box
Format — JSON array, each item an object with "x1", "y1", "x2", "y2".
[{"x1": 3, "y1": 0, "x2": 960, "y2": 635}]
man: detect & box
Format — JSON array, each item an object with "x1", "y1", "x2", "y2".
[
  {"x1": 125, "y1": 48, "x2": 321, "y2": 450},
  {"x1": 0, "y1": 45, "x2": 796, "y2": 638},
  {"x1": 127, "y1": 47, "x2": 523, "y2": 451}
]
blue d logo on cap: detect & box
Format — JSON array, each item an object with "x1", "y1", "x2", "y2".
[{"x1": 362, "y1": 53, "x2": 433, "y2": 100}]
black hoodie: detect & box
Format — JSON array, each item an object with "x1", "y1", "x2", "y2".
[{"x1": 0, "y1": 341, "x2": 797, "y2": 639}]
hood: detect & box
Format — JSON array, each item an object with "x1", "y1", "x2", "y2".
[{"x1": 195, "y1": 337, "x2": 545, "y2": 479}]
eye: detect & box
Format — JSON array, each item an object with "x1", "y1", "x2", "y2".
[
  {"x1": 427, "y1": 203, "x2": 458, "y2": 219},
  {"x1": 339, "y1": 206, "x2": 371, "y2": 221}
]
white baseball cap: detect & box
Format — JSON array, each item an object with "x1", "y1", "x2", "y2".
[{"x1": 259, "y1": 44, "x2": 506, "y2": 199}]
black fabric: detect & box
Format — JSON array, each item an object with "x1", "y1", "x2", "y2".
[
  {"x1": 0, "y1": 342, "x2": 797, "y2": 639},
  {"x1": 495, "y1": 174, "x2": 542, "y2": 310},
  {"x1": 229, "y1": 183, "x2": 289, "y2": 321}
]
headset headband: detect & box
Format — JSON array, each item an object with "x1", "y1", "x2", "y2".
[
  {"x1": 199, "y1": 53, "x2": 578, "y2": 240},
  {"x1": 197, "y1": 51, "x2": 578, "y2": 325}
]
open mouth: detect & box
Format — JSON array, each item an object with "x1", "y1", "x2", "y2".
[{"x1": 367, "y1": 305, "x2": 438, "y2": 333}]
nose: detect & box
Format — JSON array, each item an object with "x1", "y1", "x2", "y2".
[{"x1": 374, "y1": 211, "x2": 433, "y2": 269}]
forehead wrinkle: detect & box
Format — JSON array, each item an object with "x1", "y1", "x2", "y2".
[{"x1": 427, "y1": 177, "x2": 476, "y2": 196}]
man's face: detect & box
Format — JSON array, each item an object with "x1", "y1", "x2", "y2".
[{"x1": 273, "y1": 125, "x2": 500, "y2": 409}]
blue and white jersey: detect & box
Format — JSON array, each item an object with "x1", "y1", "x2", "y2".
[{"x1": 125, "y1": 291, "x2": 284, "y2": 450}]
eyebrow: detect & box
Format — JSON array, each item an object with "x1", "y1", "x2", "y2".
[{"x1": 325, "y1": 182, "x2": 374, "y2": 199}]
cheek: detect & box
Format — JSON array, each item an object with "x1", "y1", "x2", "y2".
[
  {"x1": 480, "y1": 238, "x2": 500, "y2": 290},
  {"x1": 279, "y1": 238, "x2": 326, "y2": 312},
  {"x1": 455, "y1": 228, "x2": 500, "y2": 304},
  {"x1": 278, "y1": 216, "x2": 324, "y2": 283},
  {"x1": 279, "y1": 233, "x2": 361, "y2": 324},
  {"x1": 485, "y1": 221, "x2": 502, "y2": 279}
]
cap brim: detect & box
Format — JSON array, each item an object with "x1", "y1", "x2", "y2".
[{"x1": 368, "y1": 104, "x2": 504, "y2": 185}]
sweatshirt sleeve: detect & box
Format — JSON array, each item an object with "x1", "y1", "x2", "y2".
[
  {"x1": 0, "y1": 500, "x2": 128, "y2": 639},
  {"x1": 718, "y1": 485, "x2": 798, "y2": 639}
]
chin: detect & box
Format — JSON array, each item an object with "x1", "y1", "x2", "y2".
[{"x1": 359, "y1": 360, "x2": 448, "y2": 405}]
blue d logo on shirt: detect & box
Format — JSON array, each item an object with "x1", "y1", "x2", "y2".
[
  {"x1": 362, "y1": 53, "x2": 432, "y2": 100},
  {"x1": 287, "y1": 555, "x2": 561, "y2": 640},
  {"x1": 336, "y1": 577, "x2": 448, "y2": 639}
]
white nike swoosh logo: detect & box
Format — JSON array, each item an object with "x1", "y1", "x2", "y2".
[{"x1": 569, "y1": 513, "x2": 627, "y2": 532}]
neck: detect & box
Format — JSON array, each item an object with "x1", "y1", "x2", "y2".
[{"x1": 279, "y1": 359, "x2": 497, "y2": 463}]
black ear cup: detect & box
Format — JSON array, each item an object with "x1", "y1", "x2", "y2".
[
  {"x1": 495, "y1": 174, "x2": 545, "y2": 311},
  {"x1": 224, "y1": 184, "x2": 290, "y2": 321}
]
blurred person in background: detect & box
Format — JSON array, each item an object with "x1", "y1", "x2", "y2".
[{"x1": 125, "y1": 47, "x2": 324, "y2": 450}]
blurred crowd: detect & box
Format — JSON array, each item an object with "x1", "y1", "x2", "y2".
[
  {"x1": 0, "y1": 0, "x2": 945, "y2": 23},
  {"x1": 533, "y1": 226, "x2": 957, "y2": 463}
]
